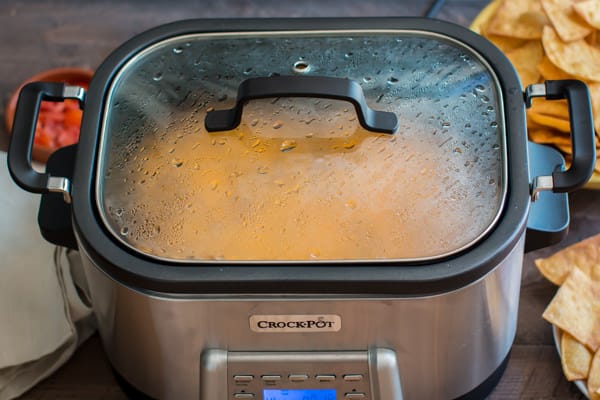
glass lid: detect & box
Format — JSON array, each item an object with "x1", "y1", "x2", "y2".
[{"x1": 97, "y1": 30, "x2": 506, "y2": 263}]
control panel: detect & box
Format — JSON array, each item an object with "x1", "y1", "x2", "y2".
[{"x1": 200, "y1": 348, "x2": 402, "y2": 400}]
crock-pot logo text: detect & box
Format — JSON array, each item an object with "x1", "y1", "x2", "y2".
[{"x1": 249, "y1": 315, "x2": 341, "y2": 333}]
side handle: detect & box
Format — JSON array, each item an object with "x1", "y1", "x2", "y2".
[
  {"x1": 7, "y1": 82, "x2": 85, "y2": 203},
  {"x1": 205, "y1": 76, "x2": 399, "y2": 134},
  {"x1": 525, "y1": 80, "x2": 595, "y2": 200}
]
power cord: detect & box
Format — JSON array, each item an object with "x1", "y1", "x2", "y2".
[{"x1": 424, "y1": 0, "x2": 447, "y2": 18}]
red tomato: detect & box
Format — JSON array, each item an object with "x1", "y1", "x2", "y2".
[{"x1": 35, "y1": 98, "x2": 83, "y2": 152}]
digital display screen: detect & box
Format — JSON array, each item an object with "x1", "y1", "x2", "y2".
[{"x1": 263, "y1": 388, "x2": 336, "y2": 400}]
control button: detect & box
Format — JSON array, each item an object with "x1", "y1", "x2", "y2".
[
  {"x1": 345, "y1": 393, "x2": 366, "y2": 399},
  {"x1": 261, "y1": 375, "x2": 282, "y2": 383},
  {"x1": 233, "y1": 393, "x2": 255, "y2": 399},
  {"x1": 289, "y1": 374, "x2": 309, "y2": 382},
  {"x1": 233, "y1": 375, "x2": 254, "y2": 384},
  {"x1": 343, "y1": 374, "x2": 364, "y2": 382},
  {"x1": 315, "y1": 374, "x2": 336, "y2": 382}
]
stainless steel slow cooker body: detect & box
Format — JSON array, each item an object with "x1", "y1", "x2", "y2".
[{"x1": 7, "y1": 18, "x2": 596, "y2": 400}]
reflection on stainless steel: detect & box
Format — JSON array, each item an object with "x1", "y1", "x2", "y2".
[{"x1": 78, "y1": 236, "x2": 524, "y2": 400}]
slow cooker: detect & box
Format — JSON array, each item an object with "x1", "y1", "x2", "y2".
[{"x1": 7, "y1": 18, "x2": 596, "y2": 400}]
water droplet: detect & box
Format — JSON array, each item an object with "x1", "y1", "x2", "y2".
[
  {"x1": 280, "y1": 139, "x2": 297, "y2": 152},
  {"x1": 207, "y1": 106, "x2": 215, "y2": 112},
  {"x1": 442, "y1": 121, "x2": 451, "y2": 127},
  {"x1": 244, "y1": 67, "x2": 253, "y2": 75},
  {"x1": 387, "y1": 76, "x2": 399, "y2": 84},
  {"x1": 152, "y1": 72, "x2": 163, "y2": 81},
  {"x1": 345, "y1": 200, "x2": 357, "y2": 209},
  {"x1": 490, "y1": 121, "x2": 498, "y2": 128},
  {"x1": 272, "y1": 121, "x2": 284, "y2": 129},
  {"x1": 173, "y1": 47, "x2": 184, "y2": 54},
  {"x1": 345, "y1": 52, "x2": 353, "y2": 58},
  {"x1": 310, "y1": 249, "x2": 321, "y2": 258},
  {"x1": 363, "y1": 76, "x2": 373, "y2": 83},
  {"x1": 343, "y1": 141, "x2": 356, "y2": 149},
  {"x1": 475, "y1": 85, "x2": 485, "y2": 92},
  {"x1": 454, "y1": 147, "x2": 462, "y2": 154},
  {"x1": 487, "y1": 105, "x2": 494, "y2": 112},
  {"x1": 257, "y1": 166, "x2": 269, "y2": 174},
  {"x1": 115, "y1": 208, "x2": 124, "y2": 216},
  {"x1": 489, "y1": 178, "x2": 496, "y2": 185},
  {"x1": 250, "y1": 119, "x2": 259, "y2": 127},
  {"x1": 480, "y1": 95, "x2": 490, "y2": 103},
  {"x1": 492, "y1": 143, "x2": 500, "y2": 150},
  {"x1": 171, "y1": 158, "x2": 184, "y2": 168},
  {"x1": 120, "y1": 226, "x2": 129, "y2": 236},
  {"x1": 210, "y1": 180, "x2": 219, "y2": 190}
]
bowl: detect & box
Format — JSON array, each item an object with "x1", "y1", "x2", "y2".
[{"x1": 5, "y1": 67, "x2": 94, "y2": 163}]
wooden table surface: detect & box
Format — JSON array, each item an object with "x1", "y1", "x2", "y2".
[{"x1": 0, "y1": 0, "x2": 597, "y2": 399}]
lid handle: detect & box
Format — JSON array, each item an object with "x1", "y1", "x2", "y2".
[
  {"x1": 205, "y1": 76, "x2": 398, "y2": 134},
  {"x1": 525, "y1": 80, "x2": 595, "y2": 200}
]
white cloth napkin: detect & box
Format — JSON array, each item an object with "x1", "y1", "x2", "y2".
[{"x1": 0, "y1": 152, "x2": 95, "y2": 400}]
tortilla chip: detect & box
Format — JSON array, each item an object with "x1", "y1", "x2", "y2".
[
  {"x1": 487, "y1": 0, "x2": 548, "y2": 39},
  {"x1": 485, "y1": 35, "x2": 529, "y2": 53},
  {"x1": 528, "y1": 129, "x2": 571, "y2": 147},
  {"x1": 561, "y1": 331, "x2": 593, "y2": 380},
  {"x1": 588, "y1": 83, "x2": 600, "y2": 135},
  {"x1": 574, "y1": 0, "x2": 600, "y2": 30},
  {"x1": 541, "y1": 0, "x2": 593, "y2": 42},
  {"x1": 589, "y1": 350, "x2": 600, "y2": 400},
  {"x1": 531, "y1": 98, "x2": 570, "y2": 119},
  {"x1": 542, "y1": 26, "x2": 600, "y2": 82},
  {"x1": 537, "y1": 56, "x2": 573, "y2": 80},
  {"x1": 527, "y1": 109, "x2": 571, "y2": 133},
  {"x1": 535, "y1": 233, "x2": 600, "y2": 285},
  {"x1": 506, "y1": 41, "x2": 544, "y2": 88},
  {"x1": 542, "y1": 267, "x2": 600, "y2": 351}
]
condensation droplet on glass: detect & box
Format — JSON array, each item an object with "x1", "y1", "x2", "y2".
[
  {"x1": 489, "y1": 178, "x2": 496, "y2": 185},
  {"x1": 207, "y1": 106, "x2": 215, "y2": 112},
  {"x1": 120, "y1": 227, "x2": 129, "y2": 236},
  {"x1": 442, "y1": 121, "x2": 451, "y2": 127},
  {"x1": 173, "y1": 47, "x2": 183, "y2": 54},
  {"x1": 363, "y1": 76, "x2": 372, "y2": 83},
  {"x1": 490, "y1": 121, "x2": 498, "y2": 128},
  {"x1": 345, "y1": 200, "x2": 357, "y2": 209},
  {"x1": 244, "y1": 67, "x2": 253, "y2": 75},
  {"x1": 475, "y1": 85, "x2": 485, "y2": 92},
  {"x1": 345, "y1": 52, "x2": 353, "y2": 58},
  {"x1": 272, "y1": 121, "x2": 284, "y2": 129},
  {"x1": 171, "y1": 158, "x2": 184, "y2": 168},
  {"x1": 280, "y1": 139, "x2": 297, "y2": 152},
  {"x1": 210, "y1": 180, "x2": 219, "y2": 190},
  {"x1": 152, "y1": 72, "x2": 163, "y2": 82},
  {"x1": 115, "y1": 208, "x2": 124, "y2": 216},
  {"x1": 257, "y1": 166, "x2": 269, "y2": 174},
  {"x1": 487, "y1": 105, "x2": 494, "y2": 112},
  {"x1": 480, "y1": 95, "x2": 490, "y2": 103},
  {"x1": 387, "y1": 76, "x2": 399, "y2": 84},
  {"x1": 250, "y1": 119, "x2": 259, "y2": 127}
]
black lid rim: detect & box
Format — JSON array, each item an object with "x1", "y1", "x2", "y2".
[{"x1": 71, "y1": 17, "x2": 531, "y2": 296}]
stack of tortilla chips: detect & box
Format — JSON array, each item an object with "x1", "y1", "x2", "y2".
[
  {"x1": 476, "y1": 0, "x2": 600, "y2": 176},
  {"x1": 535, "y1": 234, "x2": 600, "y2": 398}
]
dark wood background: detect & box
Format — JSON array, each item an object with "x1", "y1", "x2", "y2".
[{"x1": 0, "y1": 0, "x2": 597, "y2": 399}]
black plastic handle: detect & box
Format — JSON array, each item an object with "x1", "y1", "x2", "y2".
[
  {"x1": 527, "y1": 80, "x2": 596, "y2": 193},
  {"x1": 205, "y1": 76, "x2": 399, "y2": 134},
  {"x1": 7, "y1": 82, "x2": 66, "y2": 194}
]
